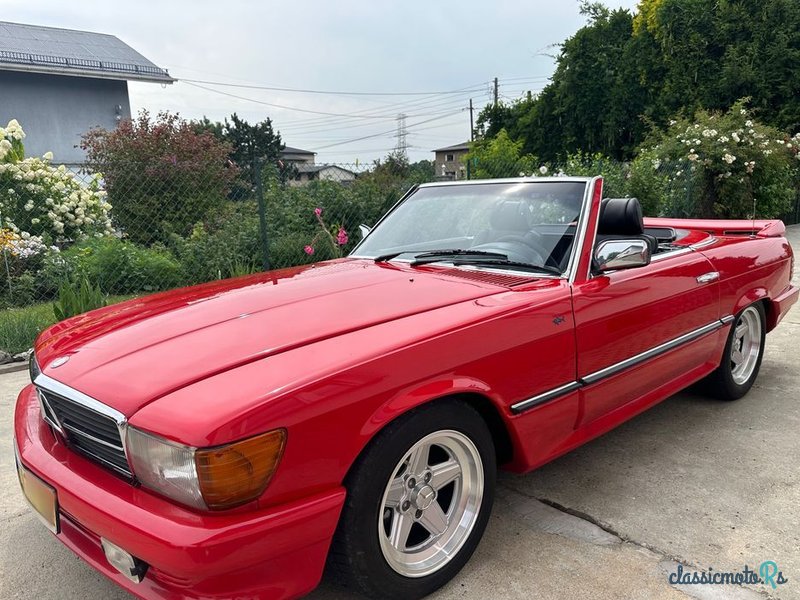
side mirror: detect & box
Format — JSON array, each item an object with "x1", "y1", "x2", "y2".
[
  {"x1": 594, "y1": 239, "x2": 651, "y2": 273},
  {"x1": 358, "y1": 224, "x2": 372, "y2": 239}
]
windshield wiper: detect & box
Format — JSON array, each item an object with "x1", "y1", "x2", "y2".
[
  {"x1": 449, "y1": 258, "x2": 562, "y2": 276},
  {"x1": 409, "y1": 249, "x2": 509, "y2": 265},
  {"x1": 374, "y1": 248, "x2": 506, "y2": 263}
]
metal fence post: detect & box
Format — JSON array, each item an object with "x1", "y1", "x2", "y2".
[{"x1": 254, "y1": 158, "x2": 270, "y2": 272}]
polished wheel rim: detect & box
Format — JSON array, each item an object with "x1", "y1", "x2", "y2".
[
  {"x1": 378, "y1": 430, "x2": 484, "y2": 578},
  {"x1": 730, "y1": 306, "x2": 762, "y2": 385}
]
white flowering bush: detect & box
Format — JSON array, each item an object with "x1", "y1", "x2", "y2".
[
  {"x1": 0, "y1": 119, "x2": 114, "y2": 243},
  {"x1": 630, "y1": 102, "x2": 800, "y2": 218}
]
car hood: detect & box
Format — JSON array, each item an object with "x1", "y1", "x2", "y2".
[{"x1": 34, "y1": 259, "x2": 515, "y2": 416}]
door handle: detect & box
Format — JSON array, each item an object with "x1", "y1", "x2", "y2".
[{"x1": 696, "y1": 272, "x2": 719, "y2": 284}]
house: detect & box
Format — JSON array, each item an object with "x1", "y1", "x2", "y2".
[
  {"x1": 432, "y1": 141, "x2": 471, "y2": 180},
  {"x1": 279, "y1": 145, "x2": 355, "y2": 185},
  {"x1": 0, "y1": 21, "x2": 174, "y2": 164},
  {"x1": 290, "y1": 163, "x2": 356, "y2": 187},
  {"x1": 280, "y1": 145, "x2": 316, "y2": 166}
]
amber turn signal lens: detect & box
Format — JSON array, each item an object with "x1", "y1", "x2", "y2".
[{"x1": 195, "y1": 429, "x2": 286, "y2": 510}]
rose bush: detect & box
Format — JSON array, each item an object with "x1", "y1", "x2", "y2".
[{"x1": 630, "y1": 102, "x2": 800, "y2": 218}]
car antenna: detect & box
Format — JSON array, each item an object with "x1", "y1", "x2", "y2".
[{"x1": 750, "y1": 194, "x2": 757, "y2": 238}]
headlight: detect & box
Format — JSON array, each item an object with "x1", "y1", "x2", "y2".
[
  {"x1": 126, "y1": 427, "x2": 286, "y2": 510},
  {"x1": 29, "y1": 353, "x2": 41, "y2": 383}
]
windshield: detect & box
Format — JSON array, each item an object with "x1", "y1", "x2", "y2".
[{"x1": 353, "y1": 180, "x2": 588, "y2": 274}]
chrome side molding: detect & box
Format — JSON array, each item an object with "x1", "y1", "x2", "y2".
[{"x1": 511, "y1": 316, "x2": 733, "y2": 414}]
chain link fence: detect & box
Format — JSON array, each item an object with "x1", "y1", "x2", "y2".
[{"x1": 1, "y1": 154, "x2": 798, "y2": 355}]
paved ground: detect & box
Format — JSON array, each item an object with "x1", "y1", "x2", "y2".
[{"x1": 1, "y1": 227, "x2": 798, "y2": 600}]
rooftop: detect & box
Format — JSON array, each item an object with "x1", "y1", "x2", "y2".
[
  {"x1": 297, "y1": 163, "x2": 355, "y2": 174},
  {"x1": 281, "y1": 146, "x2": 316, "y2": 155},
  {"x1": 432, "y1": 141, "x2": 471, "y2": 153},
  {"x1": 0, "y1": 21, "x2": 174, "y2": 83}
]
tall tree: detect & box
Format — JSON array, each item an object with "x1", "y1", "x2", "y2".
[
  {"x1": 476, "y1": 0, "x2": 800, "y2": 162},
  {"x1": 194, "y1": 113, "x2": 288, "y2": 186}
]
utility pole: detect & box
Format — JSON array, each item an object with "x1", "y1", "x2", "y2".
[
  {"x1": 493, "y1": 77, "x2": 499, "y2": 109},
  {"x1": 469, "y1": 98, "x2": 474, "y2": 142}
]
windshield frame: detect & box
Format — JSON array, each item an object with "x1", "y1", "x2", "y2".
[{"x1": 349, "y1": 177, "x2": 597, "y2": 279}]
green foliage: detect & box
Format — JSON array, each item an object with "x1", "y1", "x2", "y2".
[
  {"x1": 169, "y1": 204, "x2": 265, "y2": 283},
  {"x1": 631, "y1": 102, "x2": 799, "y2": 218},
  {"x1": 562, "y1": 152, "x2": 631, "y2": 198},
  {"x1": 477, "y1": 0, "x2": 800, "y2": 163},
  {"x1": 0, "y1": 301, "x2": 56, "y2": 354},
  {"x1": 194, "y1": 113, "x2": 290, "y2": 189},
  {"x1": 58, "y1": 237, "x2": 183, "y2": 294},
  {"x1": 82, "y1": 110, "x2": 238, "y2": 245},
  {"x1": 53, "y1": 277, "x2": 107, "y2": 321},
  {"x1": 463, "y1": 130, "x2": 537, "y2": 179}
]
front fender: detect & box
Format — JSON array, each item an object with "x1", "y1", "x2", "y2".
[{"x1": 360, "y1": 375, "x2": 503, "y2": 438}]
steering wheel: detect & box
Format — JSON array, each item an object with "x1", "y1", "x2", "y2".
[{"x1": 470, "y1": 235, "x2": 547, "y2": 266}]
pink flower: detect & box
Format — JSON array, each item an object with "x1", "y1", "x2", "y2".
[
  {"x1": 336, "y1": 227, "x2": 348, "y2": 246},
  {"x1": 304, "y1": 245, "x2": 315, "y2": 255},
  {"x1": 314, "y1": 207, "x2": 322, "y2": 217}
]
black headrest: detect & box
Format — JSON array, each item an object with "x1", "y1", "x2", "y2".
[
  {"x1": 598, "y1": 198, "x2": 644, "y2": 236},
  {"x1": 490, "y1": 201, "x2": 530, "y2": 231}
]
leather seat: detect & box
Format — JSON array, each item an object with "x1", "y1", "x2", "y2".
[
  {"x1": 595, "y1": 198, "x2": 659, "y2": 255},
  {"x1": 472, "y1": 200, "x2": 539, "y2": 248}
]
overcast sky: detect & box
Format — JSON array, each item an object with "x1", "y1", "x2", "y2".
[{"x1": 4, "y1": 0, "x2": 638, "y2": 165}]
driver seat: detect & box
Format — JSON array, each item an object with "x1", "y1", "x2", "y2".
[{"x1": 472, "y1": 200, "x2": 539, "y2": 248}]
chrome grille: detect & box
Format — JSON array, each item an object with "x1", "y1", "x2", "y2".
[{"x1": 36, "y1": 379, "x2": 132, "y2": 478}]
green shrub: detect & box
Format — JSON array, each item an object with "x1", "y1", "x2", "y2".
[
  {"x1": 463, "y1": 129, "x2": 536, "y2": 179},
  {"x1": 562, "y1": 152, "x2": 631, "y2": 199},
  {"x1": 82, "y1": 111, "x2": 238, "y2": 246},
  {"x1": 60, "y1": 237, "x2": 182, "y2": 294},
  {"x1": 0, "y1": 119, "x2": 113, "y2": 243},
  {"x1": 631, "y1": 101, "x2": 800, "y2": 218},
  {"x1": 53, "y1": 277, "x2": 107, "y2": 321},
  {"x1": 169, "y1": 204, "x2": 265, "y2": 283}
]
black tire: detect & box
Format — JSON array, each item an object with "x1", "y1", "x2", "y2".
[
  {"x1": 327, "y1": 400, "x2": 496, "y2": 599},
  {"x1": 702, "y1": 302, "x2": 766, "y2": 401}
]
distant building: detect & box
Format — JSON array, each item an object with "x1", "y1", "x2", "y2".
[
  {"x1": 0, "y1": 21, "x2": 174, "y2": 165},
  {"x1": 432, "y1": 141, "x2": 471, "y2": 180},
  {"x1": 280, "y1": 145, "x2": 316, "y2": 166},
  {"x1": 280, "y1": 145, "x2": 355, "y2": 186},
  {"x1": 290, "y1": 164, "x2": 356, "y2": 187}
]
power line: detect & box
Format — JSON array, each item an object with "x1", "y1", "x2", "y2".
[
  {"x1": 276, "y1": 83, "x2": 487, "y2": 129},
  {"x1": 183, "y1": 81, "x2": 408, "y2": 118},
  {"x1": 179, "y1": 77, "x2": 488, "y2": 97},
  {"x1": 313, "y1": 111, "x2": 463, "y2": 150},
  {"x1": 279, "y1": 97, "x2": 471, "y2": 135}
]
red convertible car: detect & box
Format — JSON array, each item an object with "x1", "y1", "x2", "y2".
[{"x1": 15, "y1": 176, "x2": 798, "y2": 599}]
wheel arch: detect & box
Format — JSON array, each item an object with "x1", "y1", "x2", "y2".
[
  {"x1": 342, "y1": 390, "x2": 515, "y2": 488},
  {"x1": 729, "y1": 287, "x2": 769, "y2": 319}
]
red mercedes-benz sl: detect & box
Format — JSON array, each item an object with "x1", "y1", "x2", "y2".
[{"x1": 15, "y1": 177, "x2": 798, "y2": 599}]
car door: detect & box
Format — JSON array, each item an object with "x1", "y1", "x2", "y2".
[{"x1": 571, "y1": 250, "x2": 721, "y2": 426}]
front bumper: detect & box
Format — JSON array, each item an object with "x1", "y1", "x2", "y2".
[{"x1": 14, "y1": 384, "x2": 345, "y2": 600}]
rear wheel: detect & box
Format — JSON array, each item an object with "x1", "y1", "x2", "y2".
[
  {"x1": 328, "y1": 401, "x2": 496, "y2": 599},
  {"x1": 702, "y1": 302, "x2": 766, "y2": 400}
]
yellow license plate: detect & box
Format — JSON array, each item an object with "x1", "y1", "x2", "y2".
[{"x1": 15, "y1": 449, "x2": 59, "y2": 534}]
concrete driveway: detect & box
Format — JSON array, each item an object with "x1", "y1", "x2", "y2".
[{"x1": 2, "y1": 227, "x2": 798, "y2": 600}]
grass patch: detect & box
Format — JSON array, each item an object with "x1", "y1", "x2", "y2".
[
  {"x1": 0, "y1": 295, "x2": 134, "y2": 355},
  {"x1": 0, "y1": 303, "x2": 56, "y2": 355}
]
